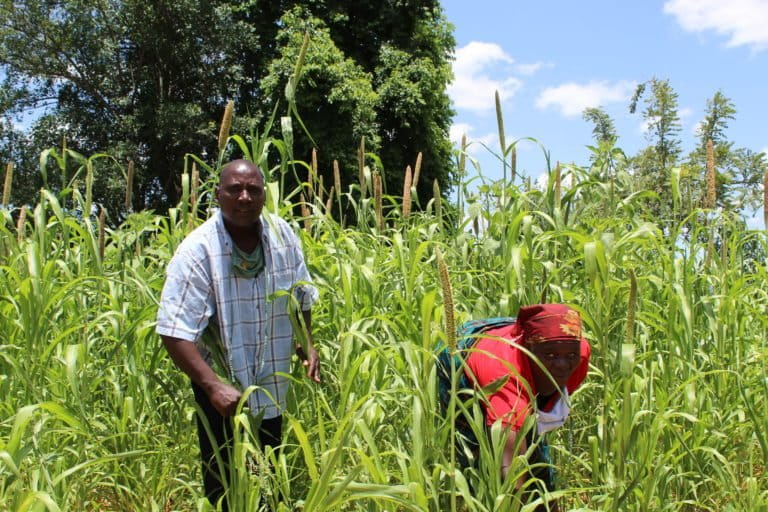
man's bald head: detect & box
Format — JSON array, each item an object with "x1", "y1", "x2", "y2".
[{"x1": 221, "y1": 159, "x2": 264, "y2": 182}]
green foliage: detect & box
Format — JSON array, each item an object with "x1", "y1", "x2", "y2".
[
  {"x1": 583, "y1": 107, "x2": 617, "y2": 146},
  {"x1": 259, "y1": 6, "x2": 380, "y2": 191},
  {"x1": 1, "y1": 136, "x2": 766, "y2": 510},
  {"x1": 631, "y1": 78, "x2": 683, "y2": 180}
]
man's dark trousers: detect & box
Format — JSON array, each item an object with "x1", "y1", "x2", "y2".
[{"x1": 191, "y1": 382, "x2": 282, "y2": 511}]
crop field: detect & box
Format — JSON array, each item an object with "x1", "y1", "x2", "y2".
[{"x1": 0, "y1": 133, "x2": 767, "y2": 511}]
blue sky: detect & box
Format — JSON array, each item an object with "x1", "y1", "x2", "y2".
[{"x1": 441, "y1": 0, "x2": 768, "y2": 227}]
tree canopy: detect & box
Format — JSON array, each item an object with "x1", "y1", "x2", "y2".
[{"x1": 0, "y1": 0, "x2": 455, "y2": 214}]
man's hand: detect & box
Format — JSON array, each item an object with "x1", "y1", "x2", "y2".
[
  {"x1": 162, "y1": 335, "x2": 243, "y2": 416},
  {"x1": 296, "y1": 344, "x2": 321, "y2": 383},
  {"x1": 205, "y1": 380, "x2": 243, "y2": 417}
]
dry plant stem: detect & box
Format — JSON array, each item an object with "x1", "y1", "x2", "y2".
[
  {"x1": 358, "y1": 137, "x2": 366, "y2": 199},
  {"x1": 16, "y1": 205, "x2": 26, "y2": 243},
  {"x1": 413, "y1": 152, "x2": 423, "y2": 188},
  {"x1": 626, "y1": 269, "x2": 637, "y2": 345},
  {"x1": 459, "y1": 134, "x2": 467, "y2": 176},
  {"x1": 764, "y1": 170, "x2": 768, "y2": 228},
  {"x1": 373, "y1": 173, "x2": 383, "y2": 231},
  {"x1": 310, "y1": 148, "x2": 317, "y2": 201},
  {"x1": 218, "y1": 100, "x2": 234, "y2": 152},
  {"x1": 325, "y1": 187, "x2": 334, "y2": 216},
  {"x1": 2, "y1": 162, "x2": 13, "y2": 207},
  {"x1": 495, "y1": 90, "x2": 506, "y2": 157},
  {"x1": 433, "y1": 179, "x2": 441, "y2": 219},
  {"x1": 704, "y1": 140, "x2": 716, "y2": 268},
  {"x1": 705, "y1": 139, "x2": 716, "y2": 209},
  {"x1": 438, "y1": 247, "x2": 459, "y2": 512},
  {"x1": 402, "y1": 165, "x2": 412, "y2": 219},
  {"x1": 62, "y1": 136, "x2": 67, "y2": 185},
  {"x1": 190, "y1": 163, "x2": 199, "y2": 213},
  {"x1": 333, "y1": 160, "x2": 342, "y2": 196},
  {"x1": 333, "y1": 159, "x2": 344, "y2": 225},
  {"x1": 85, "y1": 161, "x2": 94, "y2": 216},
  {"x1": 720, "y1": 225, "x2": 727, "y2": 269},
  {"x1": 300, "y1": 193, "x2": 311, "y2": 231},
  {"x1": 435, "y1": 248, "x2": 456, "y2": 351},
  {"x1": 98, "y1": 207, "x2": 106, "y2": 260},
  {"x1": 511, "y1": 146, "x2": 517, "y2": 183},
  {"x1": 125, "y1": 160, "x2": 134, "y2": 210}
]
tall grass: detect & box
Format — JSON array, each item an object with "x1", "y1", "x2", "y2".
[{"x1": 0, "y1": 125, "x2": 766, "y2": 511}]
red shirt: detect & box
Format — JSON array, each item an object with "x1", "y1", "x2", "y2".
[{"x1": 465, "y1": 323, "x2": 590, "y2": 429}]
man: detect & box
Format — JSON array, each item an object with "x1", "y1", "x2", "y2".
[
  {"x1": 464, "y1": 304, "x2": 590, "y2": 509},
  {"x1": 156, "y1": 159, "x2": 320, "y2": 510}
]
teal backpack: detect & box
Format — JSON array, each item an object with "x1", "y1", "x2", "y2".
[{"x1": 435, "y1": 317, "x2": 517, "y2": 453}]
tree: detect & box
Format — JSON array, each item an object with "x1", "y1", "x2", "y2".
[
  {"x1": 582, "y1": 107, "x2": 617, "y2": 145},
  {"x1": 255, "y1": 0, "x2": 455, "y2": 203},
  {"x1": 629, "y1": 78, "x2": 683, "y2": 221},
  {"x1": 258, "y1": 7, "x2": 380, "y2": 196},
  {"x1": 630, "y1": 78, "x2": 683, "y2": 174},
  {"x1": 687, "y1": 92, "x2": 766, "y2": 213}
]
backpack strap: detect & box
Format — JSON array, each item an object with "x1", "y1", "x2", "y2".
[{"x1": 456, "y1": 317, "x2": 517, "y2": 351}]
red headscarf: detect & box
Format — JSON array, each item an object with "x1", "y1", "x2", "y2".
[{"x1": 517, "y1": 304, "x2": 583, "y2": 344}]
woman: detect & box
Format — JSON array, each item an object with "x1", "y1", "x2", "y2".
[{"x1": 465, "y1": 304, "x2": 591, "y2": 509}]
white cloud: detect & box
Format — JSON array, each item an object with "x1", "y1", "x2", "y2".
[
  {"x1": 450, "y1": 122, "x2": 539, "y2": 157},
  {"x1": 449, "y1": 123, "x2": 473, "y2": 145},
  {"x1": 675, "y1": 107, "x2": 695, "y2": 133},
  {"x1": 449, "y1": 42, "x2": 522, "y2": 113},
  {"x1": 664, "y1": 0, "x2": 768, "y2": 51},
  {"x1": 535, "y1": 166, "x2": 575, "y2": 191},
  {"x1": 637, "y1": 107, "x2": 694, "y2": 135},
  {"x1": 639, "y1": 116, "x2": 657, "y2": 135},
  {"x1": 516, "y1": 61, "x2": 548, "y2": 76},
  {"x1": 450, "y1": 122, "x2": 499, "y2": 155},
  {"x1": 536, "y1": 80, "x2": 636, "y2": 118},
  {"x1": 692, "y1": 119, "x2": 705, "y2": 137}
]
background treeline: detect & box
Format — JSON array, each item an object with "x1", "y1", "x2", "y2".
[
  {"x1": 2, "y1": 2, "x2": 767, "y2": 230},
  {"x1": 0, "y1": 0, "x2": 455, "y2": 215},
  {"x1": 580, "y1": 78, "x2": 766, "y2": 225}
]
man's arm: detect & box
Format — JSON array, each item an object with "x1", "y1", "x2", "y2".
[{"x1": 161, "y1": 335, "x2": 242, "y2": 416}]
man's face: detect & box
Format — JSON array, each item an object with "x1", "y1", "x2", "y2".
[
  {"x1": 216, "y1": 162, "x2": 265, "y2": 229},
  {"x1": 528, "y1": 339, "x2": 581, "y2": 392}
]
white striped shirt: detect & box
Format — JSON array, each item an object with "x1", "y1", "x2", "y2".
[{"x1": 156, "y1": 210, "x2": 318, "y2": 418}]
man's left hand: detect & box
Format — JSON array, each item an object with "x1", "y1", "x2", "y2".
[{"x1": 297, "y1": 344, "x2": 321, "y2": 383}]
